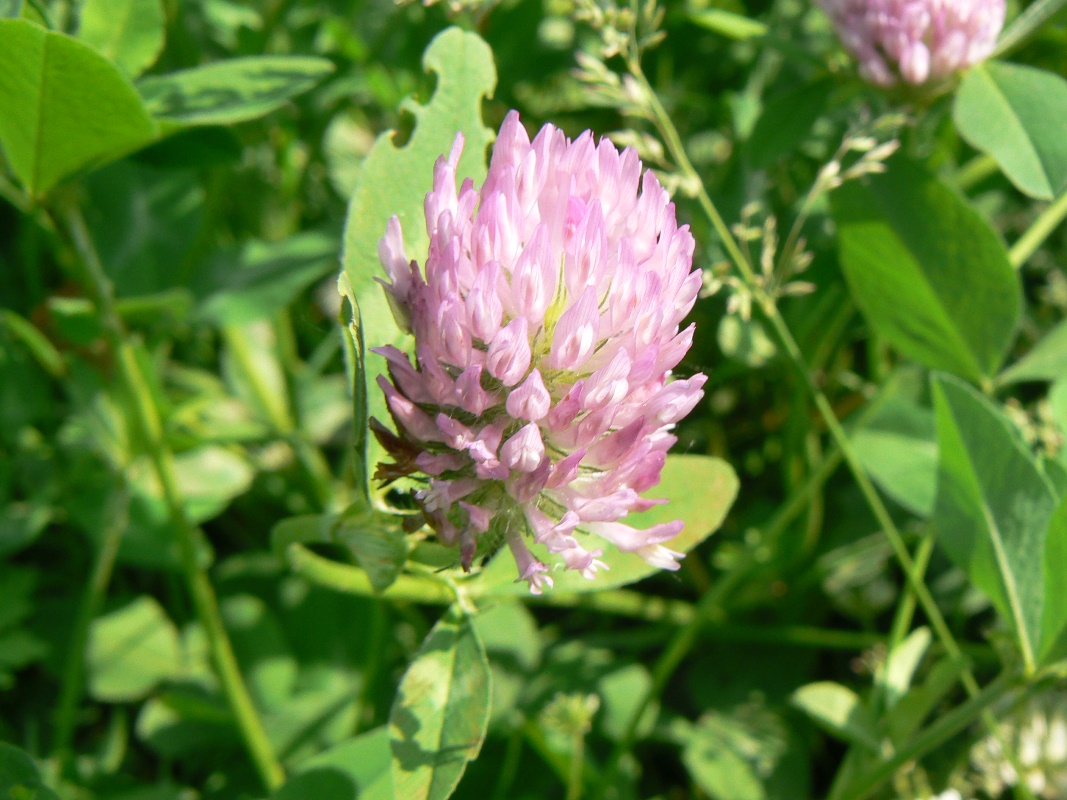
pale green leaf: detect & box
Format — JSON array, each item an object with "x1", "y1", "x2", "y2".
[
  {"x1": 852, "y1": 396, "x2": 938, "y2": 517},
  {"x1": 138, "y1": 56, "x2": 334, "y2": 125},
  {"x1": 832, "y1": 156, "x2": 1020, "y2": 382},
  {"x1": 342, "y1": 27, "x2": 496, "y2": 471},
  {"x1": 77, "y1": 0, "x2": 165, "y2": 78},
  {"x1": 880, "y1": 627, "x2": 931, "y2": 710},
  {"x1": 389, "y1": 609, "x2": 490, "y2": 800},
  {"x1": 87, "y1": 595, "x2": 182, "y2": 702},
  {"x1": 955, "y1": 61, "x2": 1067, "y2": 200},
  {"x1": 791, "y1": 682, "x2": 880, "y2": 751},
  {"x1": 689, "y1": 9, "x2": 767, "y2": 39},
  {"x1": 274, "y1": 727, "x2": 392, "y2": 800},
  {"x1": 0, "y1": 18, "x2": 157, "y2": 196},
  {"x1": 472, "y1": 454, "x2": 739, "y2": 597}
]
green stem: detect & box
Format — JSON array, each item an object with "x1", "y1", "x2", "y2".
[
  {"x1": 953, "y1": 154, "x2": 999, "y2": 192},
  {"x1": 839, "y1": 672, "x2": 1019, "y2": 800},
  {"x1": 62, "y1": 205, "x2": 286, "y2": 793},
  {"x1": 53, "y1": 488, "x2": 129, "y2": 763},
  {"x1": 630, "y1": 52, "x2": 1032, "y2": 794},
  {"x1": 567, "y1": 729, "x2": 586, "y2": 800},
  {"x1": 1010, "y1": 189, "x2": 1067, "y2": 269}
]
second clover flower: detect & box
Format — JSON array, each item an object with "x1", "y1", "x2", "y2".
[
  {"x1": 374, "y1": 111, "x2": 706, "y2": 593},
  {"x1": 818, "y1": 0, "x2": 1005, "y2": 87}
]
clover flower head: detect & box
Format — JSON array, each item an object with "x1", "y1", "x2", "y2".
[
  {"x1": 818, "y1": 0, "x2": 1005, "y2": 87},
  {"x1": 374, "y1": 111, "x2": 706, "y2": 593}
]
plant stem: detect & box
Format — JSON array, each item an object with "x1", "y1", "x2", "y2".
[
  {"x1": 840, "y1": 672, "x2": 1019, "y2": 800},
  {"x1": 1010, "y1": 189, "x2": 1067, "y2": 269},
  {"x1": 628, "y1": 54, "x2": 1041, "y2": 797},
  {"x1": 62, "y1": 204, "x2": 286, "y2": 793},
  {"x1": 567, "y1": 729, "x2": 587, "y2": 800},
  {"x1": 53, "y1": 488, "x2": 129, "y2": 764}
]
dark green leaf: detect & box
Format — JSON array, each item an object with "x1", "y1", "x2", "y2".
[
  {"x1": 748, "y1": 80, "x2": 832, "y2": 167},
  {"x1": 195, "y1": 231, "x2": 339, "y2": 325},
  {"x1": 389, "y1": 609, "x2": 490, "y2": 800},
  {"x1": 832, "y1": 156, "x2": 1020, "y2": 382},
  {"x1": 342, "y1": 27, "x2": 496, "y2": 470},
  {"x1": 954, "y1": 61, "x2": 1067, "y2": 200},
  {"x1": 334, "y1": 507, "x2": 407, "y2": 594},
  {"x1": 87, "y1": 595, "x2": 182, "y2": 702},
  {"x1": 0, "y1": 742, "x2": 60, "y2": 800},
  {"x1": 77, "y1": 0, "x2": 165, "y2": 78},
  {"x1": 138, "y1": 56, "x2": 334, "y2": 125},
  {"x1": 932, "y1": 373, "x2": 1060, "y2": 670},
  {"x1": 0, "y1": 18, "x2": 157, "y2": 196}
]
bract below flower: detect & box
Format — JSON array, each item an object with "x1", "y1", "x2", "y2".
[
  {"x1": 374, "y1": 111, "x2": 705, "y2": 593},
  {"x1": 818, "y1": 0, "x2": 1005, "y2": 87}
]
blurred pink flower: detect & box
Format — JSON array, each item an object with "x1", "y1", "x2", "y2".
[
  {"x1": 818, "y1": 0, "x2": 1005, "y2": 86},
  {"x1": 374, "y1": 111, "x2": 705, "y2": 593}
]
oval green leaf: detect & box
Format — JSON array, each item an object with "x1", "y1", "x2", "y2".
[
  {"x1": 996, "y1": 316, "x2": 1067, "y2": 386},
  {"x1": 954, "y1": 61, "x2": 1067, "y2": 200},
  {"x1": 932, "y1": 373, "x2": 1060, "y2": 672},
  {"x1": 137, "y1": 55, "x2": 334, "y2": 126},
  {"x1": 389, "y1": 609, "x2": 490, "y2": 800},
  {"x1": 832, "y1": 156, "x2": 1020, "y2": 382},
  {"x1": 471, "y1": 453, "x2": 739, "y2": 597},
  {"x1": 0, "y1": 18, "x2": 157, "y2": 197},
  {"x1": 77, "y1": 0, "x2": 165, "y2": 78}
]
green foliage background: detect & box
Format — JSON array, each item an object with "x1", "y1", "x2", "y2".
[{"x1": 2, "y1": 1, "x2": 1067, "y2": 799}]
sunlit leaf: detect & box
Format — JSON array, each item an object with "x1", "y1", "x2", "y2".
[
  {"x1": 791, "y1": 682, "x2": 880, "y2": 750},
  {"x1": 389, "y1": 609, "x2": 490, "y2": 800},
  {"x1": 0, "y1": 18, "x2": 157, "y2": 196},
  {"x1": 472, "y1": 454, "x2": 739, "y2": 597},
  {"x1": 955, "y1": 61, "x2": 1067, "y2": 200},
  {"x1": 77, "y1": 0, "x2": 165, "y2": 78},
  {"x1": 342, "y1": 27, "x2": 496, "y2": 470}
]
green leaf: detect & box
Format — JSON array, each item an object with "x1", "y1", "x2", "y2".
[
  {"x1": 832, "y1": 156, "x2": 1020, "y2": 382},
  {"x1": 790, "y1": 682, "x2": 880, "y2": 751},
  {"x1": 195, "y1": 231, "x2": 340, "y2": 325},
  {"x1": 389, "y1": 609, "x2": 490, "y2": 800},
  {"x1": 932, "y1": 373, "x2": 1060, "y2": 671},
  {"x1": 747, "y1": 79, "x2": 832, "y2": 167},
  {"x1": 0, "y1": 1, "x2": 22, "y2": 19},
  {"x1": 0, "y1": 18, "x2": 157, "y2": 196},
  {"x1": 138, "y1": 56, "x2": 334, "y2": 125},
  {"x1": 997, "y1": 317, "x2": 1067, "y2": 386},
  {"x1": 1040, "y1": 498, "x2": 1067, "y2": 663},
  {"x1": 342, "y1": 27, "x2": 496, "y2": 470},
  {"x1": 473, "y1": 454, "x2": 739, "y2": 596},
  {"x1": 275, "y1": 727, "x2": 392, "y2": 800},
  {"x1": 338, "y1": 274, "x2": 370, "y2": 501},
  {"x1": 885, "y1": 655, "x2": 969, "y2": 744},
  {"x1": 879, "y1": 627, "x2": 931, "y2": 710},
  {"x1": 77, "y1": 0, "x2": 165, "y2": 78},
  {"x1": 87, "y1": 595, "x2": 182, "y2": 702},
  {"x1": 678, "y1": 707, "x2": 791, "y2": 800},
  {"x1": 852, "y1": 396, "x2": 938, "y2": 517},
  {"x1": 334, "y1": 506, "x2": 407, "y2": 594},
  {"x1": 955, "y1": 61, "x2": 1067, "y2": 200},
  {"x1": 0, "y1": 742, "x2": 61, "y2": 800},
  {"x1": 689, "y1": 9, "x2": 768, "y2": 39}
]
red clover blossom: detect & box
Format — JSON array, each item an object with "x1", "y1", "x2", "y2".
[
  {"x1": 818, "y1": 0, "x2": 1005, "y2": 86},
  {"x1": 374, "y1": 111, "x2": 706, "y2": 593}
]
